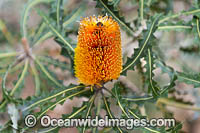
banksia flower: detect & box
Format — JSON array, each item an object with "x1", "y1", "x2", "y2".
[{"x1": 74, "y1": 15, "x2": 122, "y2": 86}]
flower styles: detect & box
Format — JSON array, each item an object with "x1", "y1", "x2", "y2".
[{"x1": 74, "y1": 15, "x2": 122, "y2": 86}]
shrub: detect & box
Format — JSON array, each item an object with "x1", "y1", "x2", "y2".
[{"x1": 0, "y1": 0, "x2": 200, "y2": 132}]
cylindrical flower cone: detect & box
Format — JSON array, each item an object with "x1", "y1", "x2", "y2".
[{"x1": 74, "y1": 15, "x2": 122, "y2": 86}]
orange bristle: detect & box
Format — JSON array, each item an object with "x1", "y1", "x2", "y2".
[{"x1": 74, "y1": 15, "x2": 122, "y2": 86}]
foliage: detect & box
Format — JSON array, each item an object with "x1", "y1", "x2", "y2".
[{"x1": 0, "y1": 0, "x2": 200, "y2": 132}]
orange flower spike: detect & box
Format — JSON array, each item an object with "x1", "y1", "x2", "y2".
[{"x1": 74, "y1": 15, "x2": 122, "y2": 86}]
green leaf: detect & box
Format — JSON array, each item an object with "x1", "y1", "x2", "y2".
[
  {"x1": 154, "y1": 58, "x2": 177, "y2": 95},
  {"x1": 122, "y1": 14, "x2": 161, "y2": 75},
  {"x1": 35, "y1": 58, "x2": 64, "y2": 88},
  {"x1": 166, "y1": 122, "x2": 182, "y2": 133},
  {"x1": 139, "y1": 0, "x2": 144, "y2": 21},
  {"x1": 32, "y1": 22, "x2": 47, "y2": 46},
  {"x1": 0, "y1": 61, "x2": 17, "y2": 111},
  {"x1": 112, "y1": 82, "x2": 129, "y2": 118},
  {"x1": 157, "y1": 20, "x2": 192, "y2": 31},
  {"x1": 157, "y1": 98, "x2": 200, "y2": 111},
  {"x1": 21, "y1": 0, "x2": 55, "y2": 38},
  {"x1": 36, "y1": 100, "x2": 91, "y2": 132},
  {"x1": 36, "y1": 9, "x2": 74, "y2": 52},
  {"x1": 123, "y1": 95, "x2": 154, "y2": 104},
  {"x1": 145, "y1": 48, "x2": 160, "y2": 96},
  {"x1": 7, "y1": 60, "x2": 29, "y2": 97},
  {"x1": 102, "y1": 93, "x2": 124, "y2": 133},
  {"x1": 160, "y1": 73, "x2": 177, "y2": 96},
  {"x1": 179, "y1": 45, "x2": 200, "y2": 54},
  {"x1": 0, "y1": 19, "x2": 15, "y2": 45},
  {"x1": 0, "y1": 52, "x2": 18, "y2": 59},
  {"x1": 35, "y1": 88, "x2": 90, "y2": 120},
  {"x1": 56, "y1": 0, "x2": 63, "y2": 28},
  {"x1": 108, "y1": 0, "x2": 120, "y2": 10},
  {"x1": 22, "y1": 88, "x2": 90, "y2": 132},
  {"x1": 21, "y1": 84, "x2": 84, "y2": 113},
  {"x1": 0, "y1": 61, "x2": 24, "y2": 75},
  {"x1": 33, "y1": 5, "x2": 85, "y2": 46},
  {"x1": 177, "y1": 72, "x2": 200, "y2": 88},
  {"x1": 82, "y1": 94, "x2": 96, "y2": 133},
  {"x1": 158, "y1": 25, "x2": 192, "y2": 31},
  {"x1": 63, "y1": 4, "x2": 85, "y2": 28},
  {"x1": 95, "y1": 0, "x2": 134, "y2": 36},
  {"x1": 54, "y1": 37, "x2": 75, "y2": 74},
  {"x1": 30, "y1": 63, "x2": 40, "y2": 96},
  {"x1": 127, "y1": 109, "x2": 163, "y2": 133},
  {"x1": 155, "y1": 59, "x2": 175, "y2": 79},
  {"x1": 158, "y1": 8, "x2": 200, "y2": 24},
  {"x1": 0, "y1": 120, "x2": 14, "y2": 132},
  {"x1": 195, "y1": 16, "x2": 200, "y2": 41},
  {"x1": 115, "y1": 84, "x2": 162, "y2": 132},
  {"x1": 10, "y1": 59, "x2": 29, "y2": 97},
  {"x1": 37, "y1": 55, "x2": 70, "y2": 70},
  {"x1": 1, "y1": 61, "x2": 17, "y2": 99},
  {"x1": 0, "y1": 59, "x2": 29, "y2": 111}
]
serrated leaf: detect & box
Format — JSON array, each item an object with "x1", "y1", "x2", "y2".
[
  {"x1": 37, "y1": 55, "x2": 70, "y2": 70},
  {"x1": 127, "y1": 109, "x2": 164, "y2": 133},
  {"x1": 144, "y1": 48, "x2": 161, "y2": 96},
  {"x1": 35, "y1": 88, "x2": 91, "y2": 120},
  {"x1": 112, "y1": 82, "x2": 129, "y2": 118},
  {"x1": 0, "y1": 120, "x2": 15, "y2": 133},
  {"x1": 102, "y1": 93, "x2": 124, "y2": 133},
  {"x1": 123, "y1": 95, "x2": 155, "y2": 104},
  {"x1": 36, "y1": 100, "x2": 90, "y2": 132},
  {"x1": 1, "y1": 60, "x2": 18, "y2": 101},
  {"x1": 177, "y1": 72, "x2": 200, "y2": 88},
  {"x1": 35, "y1": 93, "x2": 94, "y2": 133},
  {"x1": 108, "y1": 0, "x2": 120, "y2": 10},
  {"x1": 157, "y1": 98, "x2": 200, "y2": 111},
  {"x1": 54, "y1": 37, "x2": 75, "y2": 74},
  {"x1": 122, "y1": 14, "x2": 161, "y2": 75},
  {"x1": 36, "y1": 9, "x2": 74, "y2": 52},
  {"x1": 35, "y1": 58, "x2": 64, "y2": 88},
  {"x1": 20, "y1": 0, "x2": 55, "y2": 38},
  {"x1": 158, "y1": 8, "x2": 200, "y2": 24},
  {"x1": 166, "y1": 122, "x2": 182, "y2": 133},
  {"x1": 21, "y1": 84, "x2": 84, "y2": 113},
  {"x1": 151, "y1": 58, "x2": 177, "y2": 96},
  {"x1": 0, "y1": 60, "x2": 29, "y2": 111},
  {"x1": 63, "y1": 4, "x2": 86, "y2": 28},
  {"x1": 158, "y1": 20, "x2": 192, "y2": 31},
  {"x1": 95, "y1": 0, "x2": 134, "y2": 36},
  {"x1": 155, "y1": 59, "x2": 175, "y2": 78},
  {"x1": 31, "y1": 22, "x2": 47, "y2": 46},
  {"x1": 34, "y1": 5, "x2": 85, "y2": 46}
]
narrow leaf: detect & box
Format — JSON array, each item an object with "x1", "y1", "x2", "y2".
[
  {"x1": 36, "y1": 9, "x2": 74, "y2": 52},
  {"x1": 35, "y1": 58, "x2": 63, "y2": 88},
  {"x1": 177, "y1": 72, "x2": 200, "y2": 88},
  {"x1": 21, "y1": 0, "x2": 55, "y2": 38},
  {"x1": 145, "y1": 48, "x2": 160, "y2": 96},
  {"x1": 22, "y1": 84, "x2": 84, "y2": 112},
  {"x1": 122, "y1": 14, "x2": 161, "y2": 75},
  {"x1": 95, "y1": 0, "x2": 134, "y2": 36}
]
